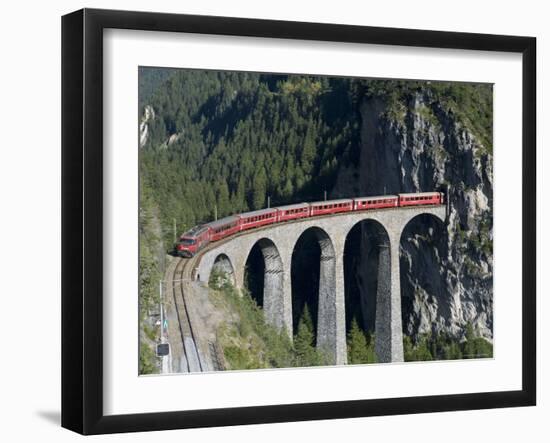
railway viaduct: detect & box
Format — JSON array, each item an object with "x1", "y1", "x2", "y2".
[{"x1": 193, "y1": 205, "x2": 447, "y2": 366}]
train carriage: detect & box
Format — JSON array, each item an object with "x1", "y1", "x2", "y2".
[
  {"x1": 207, "y1": 215, "x2": 241, "y2": 242},
  {"x1": 309, "y1": 198, "x2": 353, "y2": 217},
  {"x1": 398, "y1": 192, "x2": 444, "y2": 207},
  {"x1": 239, "y1": 208, "x2": 278, "y2": 232},
  {"x1": 354, "y1": 195, "x2": 398, "y2": 211},
  {"x1": 275, "y1": 203, "x2": 310, "y2": 222}
]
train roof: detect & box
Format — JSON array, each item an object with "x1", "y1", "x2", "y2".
[
  {"x1": 205, "y1": 215, "x2": 240, "y2": 229},
  {"x1": 239, "y1": 208, "x2": 278, "y2": 218},
  {"x1": 181, "y1": 225, "x2": 209, "y2": 237},
  {"x1": 309, "y1": 198, "x2": 353, "y2": 206},
  {"x1": 275, "y1": 202, "x2": 309, "y2": 211},
  {"x1": 398, "y1": 192, "x2": 441, "y2": 197},
  {"x1": 355, "y1": 195, "x2": 398, "y2": 201}
]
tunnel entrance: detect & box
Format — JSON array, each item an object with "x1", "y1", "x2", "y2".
[
  {"x1": 343, "y1": 219, "x2": 390, "y2": 363},
  {"x1": 400, "y1": 214, "x2": 447, "y2": 341}
]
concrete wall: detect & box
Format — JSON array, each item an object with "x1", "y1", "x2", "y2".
[{"x1": 195, "y1": 205, "x2": 446, "y2": 365}]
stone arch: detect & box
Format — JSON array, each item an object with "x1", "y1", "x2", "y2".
[
  {"x1": 399, "y1": 212, "x2": 447, "y2": 341},
  {"x1": 210, "y1": 253, "x2": 236, "y2": 287},
  {"x1": 291, "y1": 226, "x2": 337, "y2": 361},
  {"x1": 343, "y1": 218, "x2": 391, "y2": 362},
  {"x1": 244, "y1": 238, "x2": 284, "y2": 328}
]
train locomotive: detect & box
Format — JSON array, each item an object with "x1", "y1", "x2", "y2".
[{"x1": 175, "y1": 191, "x2": 444, "y2": 257}]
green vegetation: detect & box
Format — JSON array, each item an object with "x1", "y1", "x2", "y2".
[
  {"x1": 293, "y1": 305, "x2": 330, "y2": 367},
  {"x1": 138, "y1": 178, "x2": 163, "y2": 374},
  {"x1": 471, "y1": 217, "x2": 493, "y2": 258},
  {"x1": 404, "y1": 323, "x2": 493, "y2": 362},
  {"x1": 139, "y1": 340, "x2": 159, "y2": 375},
  {"x1": 362, "y1": 79, "x2": 493, "y2": 153},
  {"x1": 210, "y1": 270, "x2": 329, "y2": 370},
  {"x1": 140, "y1": 70, "x2": 362, "y2": 247},
  {"x1": 347, "y1": 318, "x2": 377, "y2": 364}
]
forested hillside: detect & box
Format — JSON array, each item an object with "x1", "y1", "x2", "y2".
[
  {"x1": 138, "y1": 67, "x2": 493, "y2": 369},
  {"x1": 139, "y1": 69, "x2": 361, "y2": 246}
]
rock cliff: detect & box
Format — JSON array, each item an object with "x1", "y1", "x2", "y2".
[{"x1": 334, "y1": 88, "x2": 493, "y2": 341}]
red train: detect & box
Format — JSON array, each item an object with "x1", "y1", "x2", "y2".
[{"x1": 175, "y1": 191, "x2": 444, "y2": 257}]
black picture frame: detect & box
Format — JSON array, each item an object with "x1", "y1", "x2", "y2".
[{"x1": 61, "y1": 8, "x2": 536, "y2": 435}]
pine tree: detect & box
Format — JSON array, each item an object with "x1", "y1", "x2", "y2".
[
  {"x1": 251, "y1": 168, "x2": 267, "y2": 209},
  {"x1": 415, "y1": 334, "x2": 434, "y2": 361},
  {"x1": 463, "y1": 322, "x2": 477, "y2": 358},
  {"x1": 216, "y1": 180, "x2": 231, "y2": 217},
  {"x1": 293, "y1": 305, "x2": 318, "y2": 367},
  {"x1": 301, "y1": 123, "x2": 316, "y2": 172},
  {"x1": 347, "y1": 318, "x2": 369, "y2": 364}
]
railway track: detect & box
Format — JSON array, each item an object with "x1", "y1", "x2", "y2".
[{"x1": 166, "y1": 255, "x2": 204, "y2": 372}]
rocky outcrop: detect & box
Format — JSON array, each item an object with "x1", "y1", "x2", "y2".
[
  {"x1": 333, "y1": 91, "x2": 493, "y2": 342},
  {"x1": 139, "y1": 105, "x2": 155, "y2": 148}
]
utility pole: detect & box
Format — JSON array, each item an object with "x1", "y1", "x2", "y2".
[
  {"x1": 214, "y1": 204, "x2": 218, "y2": 221},
  {"x1": 158, "y1": 280, "x2": 170, "y2": 373},
  {"x1": 384, "y1": 185, "x2": 386, "y2": 195},
  {"x1": 324, "y1": 190, "x2": 327, "y2": 201},
  {"x1": 159, "y1": 280, "x2": 164, "y2": 343},
  {"x1": 173, "y1": 218, "x2": 177, "y2": 243},
  {"x1": 267, "y1": 195, "x2": 271, "y2": 208}
]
